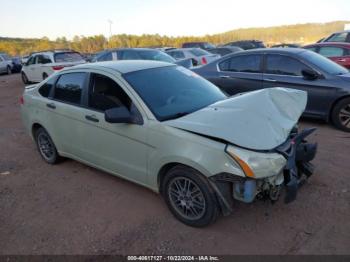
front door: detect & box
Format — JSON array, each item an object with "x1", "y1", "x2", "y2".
[
  {"x1": 80, "y1": 72, "x2": 149, "y2": 185},
  {"x1": 262, "y1": 54, "x2": 336, "y2": 118}
]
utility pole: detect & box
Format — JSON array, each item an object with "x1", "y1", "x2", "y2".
[{"x1": 108, "y1": 19, "x2": 113, "y2": 39}]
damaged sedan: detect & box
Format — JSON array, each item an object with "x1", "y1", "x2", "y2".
[{"x1": 20, "y1": 61, "x2": 317, "y2": 227}]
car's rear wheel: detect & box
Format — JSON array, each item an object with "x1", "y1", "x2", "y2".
[
  {"x1": 162, "y1": 166, "x2": 219, "y2": 227},
  {"x1": 34, "y1": 127, "x2": 61, "y2": 164},
  {"x1": 7, "y1": 66, "x2": 12, "y2": 75},
  {"x1": 43, "y1": 73, "x2": 48, "y2": 80},
  {"x1": 332, "y1": 97, "x2": 350, "y2": 132},
  {"x1": 21, "y1": 72, "x2": 29, "y2": 84}
]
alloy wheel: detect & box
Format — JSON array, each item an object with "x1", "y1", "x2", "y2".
[
  {"x1": 167, "y1": 177, "x2": 206, "y2": 220},
  {"x1": 339, "y1": 103, "x2": 350, "y2": 129},
  {"x1": 37, "y1": 132, "x2": 55, "y2": 161}
]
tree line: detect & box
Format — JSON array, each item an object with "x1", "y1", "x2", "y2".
[{"x1": 0, "y1": 21, "x2": 348, "y2": 56}]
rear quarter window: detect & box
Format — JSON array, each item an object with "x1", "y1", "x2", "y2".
[
  {"x1": 54, "y1": 52, "x2": 84, "y2": 63},
  {"x1": 38, "y1": 77, "x2": 56, "y2": 97}
]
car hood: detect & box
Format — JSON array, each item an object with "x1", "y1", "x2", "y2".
[{"x1": 164, "y1": 87, "x2": 307, "y2": 150}]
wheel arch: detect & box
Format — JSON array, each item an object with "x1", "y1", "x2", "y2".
[
  {"x1": 328, "y1": 95, "x2": 350, "y2": 122},
  {"x1": 157, "y1": 162, "x2": 210, "y2": 194}
]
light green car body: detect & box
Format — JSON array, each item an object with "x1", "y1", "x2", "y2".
[{"x1": 21, "y1": 61, "x2": 293, "y2": 204}]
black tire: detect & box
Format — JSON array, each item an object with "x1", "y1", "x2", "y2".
[
  {"x1": 34, "y1": 127, "x2": 61, "y2": 164},
  {"x1": 162, "y1": 166, "x2": 219, "y2": 227},
  {"x1": 331, "y1": 97, "x2": 350, "y2": 132},
  {"x1": 21, "y1": 72, "x2": 29, "y2": 84},
  {"x1": 7, "y1": 66, "x2": 12, "y2": 75},
  {"x1": 43, "y1": 73, "x2": 48, "y2": 80}
]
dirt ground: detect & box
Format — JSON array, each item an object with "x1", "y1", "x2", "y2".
[{"x1": 0, "y1": 73, "x2": 349, "y2": 255}]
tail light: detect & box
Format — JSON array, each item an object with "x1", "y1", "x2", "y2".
[
  {"x1": 20, "y1": 95, "x2": 24, "y2": 105},
  {"x1": 52, "y1": 66, "x2": 65, "y2": 71},
  {"x1": 201, "y1": 57, "x2": 207, "y2": 64}
]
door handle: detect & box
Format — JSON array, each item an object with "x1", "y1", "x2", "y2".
[
  {"x1": 85, "y1": 115, "x2": 99, "y2": 123},
  {"x1": 46, "y1": 102, "x2": 56, "y2": 109},
  {"x1": 220, "y1": 75, "x2": 231, "y2": 79},
  {"x1": 265, "y1": 78, "x2": 277, "y2": 82}
]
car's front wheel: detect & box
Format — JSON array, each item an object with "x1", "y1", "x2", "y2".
[
  {"x1": 34, "y1": 127, "x2": 61, "y2": 164},
  {"x1": 332, "y1": 97, "x2": 350, "y2": 132},
  {"x1": 162, "y1": 166, "x2": 219, "y2": 227}
]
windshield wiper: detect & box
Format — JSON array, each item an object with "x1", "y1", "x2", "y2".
[{"x1": 162, "y1": 112, "x2": 191, "y2": 121}]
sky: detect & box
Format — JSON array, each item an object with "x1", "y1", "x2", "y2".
[{"x1": 1, "y1": 0, "x2": 349, "y2": 40}]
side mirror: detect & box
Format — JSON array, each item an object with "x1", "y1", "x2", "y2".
[
  {"x1": 105, "y1": 106, "x2": 133, "y2": 124},
  {"x1": 302, "y1": 69, "x2": 319, "y2": 80}
]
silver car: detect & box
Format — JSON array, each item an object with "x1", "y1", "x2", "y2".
[
  {"x1": 167, "y1": 48, "x2": 220, "y2": 66},
  {"x1": 0, "y1": 53, "x2": 13, "y2": 75}
]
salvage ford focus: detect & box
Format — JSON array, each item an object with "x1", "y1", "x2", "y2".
[{"x1": 20, "y1": 61, "x2": 317, "y2": 227}]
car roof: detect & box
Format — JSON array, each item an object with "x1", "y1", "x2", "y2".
[
  {"x1": 100, "y1": 48, "x2": 160, "y2": 53},
  {"x1": 305, "y1": 42, "x2": 350, "y2": 48},
  {"x1": 72, "y1": 60, "x2": 174, "y2": 74},
  {"x1": 238, "y1": 47, "x2": 306, "y2": 54}
]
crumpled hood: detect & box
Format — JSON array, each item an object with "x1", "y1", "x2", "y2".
[{"x1": 164, "y1": 87, "x2": 307, "y2": 150}]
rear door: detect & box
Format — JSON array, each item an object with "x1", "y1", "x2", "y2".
[
  {"x1": 47, "y1": 72, "x2": 89, "y2": 156},
  {"x1": 262, "y1": 54, "x2": 336, "y2": 118},
  {"x1": 217, "y1": 54, "x2": 263, "y2": 95}
]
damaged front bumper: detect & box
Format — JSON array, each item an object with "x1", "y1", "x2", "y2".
[{"x1": 209, "y1": 128, "x2": 317, "y2": 215}]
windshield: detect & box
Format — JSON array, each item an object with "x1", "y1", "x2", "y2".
[
  {"x1": 124, "y1": 66, "x2": 226, "y2": 121},
  {"x1": 190, "y1": 48, "x2": 211, "y2": 56},
  {"x1": 54, "y1": 52, "x2": 84, "y2": 63},
  {"x1": 302, "y1": 50, "x2": 348, "y2": 75},
  {"x1": 137, "y1": 50, "x2": 175, "y2": 63},
  {"x1": 203, "y1": 43, "x2": 215, "y2": 49}
]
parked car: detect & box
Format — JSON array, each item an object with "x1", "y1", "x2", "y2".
[
  {"x1": 92, "y1": 48, "x2": 193, "y2": 69},
  {"x1": 193, "y1": 48, "x2": 350, "y2": 132},
  {"x1": 166, "y1": 48, "x2": 220, "y2": 66},
  {"x1": 223, "y1": 40, "x2": 265, "y2": 50},
  {"x1": 21, "y1": 50, "x2": 86, "y2": 84},
  {"x1": 11, "y1": 57, "x2": 23, "y2": 73},
  {"x1": 320, "y1": 30, "x2": 350, "y2": 43},
  {"x1": 20, "y1": 60, "x2": 317, "y2": 227},
  {"x1": 207, "y1": 47, "x2": 244, "y2": 57},
  {"x1": 0, "y1": 52, "x2": 13, "y2": 75},
  {"x1": 181, "y1": 42, "x2": 216, "y2": 50},
  {"x1": 271, "y1": 43, "x2": 301, "y2": 48},
  {"x1": 303, "y1": 42, "x2": 350, "y2": 69}
]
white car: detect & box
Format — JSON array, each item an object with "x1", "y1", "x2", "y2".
[
  {"x1": 21, "y1": 50, "x2": 86, "y2": 84},
  {"x1": 0, "y1": 53, "x2": 13, "y2": 75},
  {"x1": 166, "y1": 48, "x2": 220, "y2": 66}
]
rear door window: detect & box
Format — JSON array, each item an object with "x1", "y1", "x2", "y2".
[
  {"x1": 219, "y1": 55, "x2": 262, "y2": 73},
  {"x1": 319, "y1": 47, "x2": 345, "y2": 57},
  {"x1": 39, "y1": 77, "x2": 56, "y2": 98},
  {"x1": 119, "y1": 50, "x2": 140, "y2": 60},
  {"x1": 265, "y1": 55, "x2": 307, "y2": 76},
  {"x1": 53, "y1": 73, "x2": 86, "y2": 105}
]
